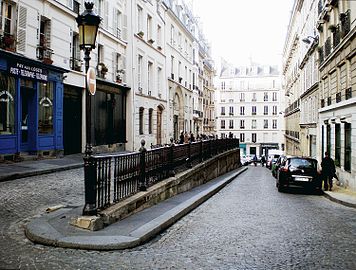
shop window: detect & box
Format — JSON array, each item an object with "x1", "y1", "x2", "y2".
[
  {"x1": 38, "y1": 82, "x2": 54, "y2": 134},
  {"x1": 0, "y1": 73, "x2": 15, "y2": 135}
]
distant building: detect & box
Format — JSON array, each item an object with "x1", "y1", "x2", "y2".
[{"x1": 216, "y1": 60, "x2": 284, "y2": 157}]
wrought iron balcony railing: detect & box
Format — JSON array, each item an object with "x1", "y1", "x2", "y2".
[
  {"x1": 70, "y1": 57, "x2": 82, "y2": 72},
  {"x1": 36, "y1": 45, "x2": 53, "y2": 64}
]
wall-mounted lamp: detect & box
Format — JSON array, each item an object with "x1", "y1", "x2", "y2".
[{"x1": 302, "y1": 36, "x2": 319, "y2": 45}]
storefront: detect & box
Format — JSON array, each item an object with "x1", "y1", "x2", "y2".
[
  {"x1": 0, "y1": 51, "x2": 66, "y2": 158},
  {"x1": 93, "y1": 79, "x2": 129, "y2": 152}
]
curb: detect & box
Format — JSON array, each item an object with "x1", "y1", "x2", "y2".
[
  {"x1": 322, "y1": 191, "x2": 356, "y2": 209},
  {"x1": 0, "y1": 163, "x2": 83, "y2": 182},
  {"x1": 25, "y1": 167, "x2": 248, "y2": 250}
]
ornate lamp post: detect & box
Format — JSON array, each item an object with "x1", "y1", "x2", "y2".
[{"x1": 76, "y1": 1, "x2": 101, "y2": 215}]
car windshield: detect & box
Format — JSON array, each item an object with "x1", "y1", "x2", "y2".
[{"x1": 289, "y1": 158, "x2": 316, "y2": 169}]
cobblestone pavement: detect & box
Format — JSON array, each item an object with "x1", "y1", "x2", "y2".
[{"x1": 1, "y1": 165, "x2": 356, "y2": 269}]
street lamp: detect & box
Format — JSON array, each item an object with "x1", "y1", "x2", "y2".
[{"x1": 76, "y1": 1, "x2": 101, "y2": 215}]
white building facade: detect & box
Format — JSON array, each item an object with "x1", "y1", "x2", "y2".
[{"x1": 216, "y1": 61, "x2": 284, "y2": 157}]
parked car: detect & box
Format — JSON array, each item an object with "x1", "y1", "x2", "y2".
[
  {"x1": 240, "y1": 155, "x2": 249, "y2": 166},
  {"x1": 276, "y1": 156, "x2": 321, "y2": 192},
  {"x1": 266, "y1": 152, "x2": 283, "y2": 169}
]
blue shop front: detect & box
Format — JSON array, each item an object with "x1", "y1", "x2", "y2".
[{"x1": 0, "y1": 51, "x2": 67, "y2": 159}]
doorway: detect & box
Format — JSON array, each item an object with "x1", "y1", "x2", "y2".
[
  {"x1": 20, "y1": 87, "x2": 36, "y2": 152},
  {"x1": 63, "y1": 86, "x2": 82, "y2": 155}
]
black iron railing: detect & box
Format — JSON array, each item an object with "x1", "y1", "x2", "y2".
[{"x1": 83, "y1": 138, "x2": 240, "y2": 213}]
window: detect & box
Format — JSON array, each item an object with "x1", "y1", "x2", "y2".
[
  {"x1": 240, "y1": 93, "x2": 245, "y2": 101},
  {"x1": 157, "y1": 67, "x2": 162, "y2": 97},
  {"x1": 326, "y1": 124, "x2": 331, "y2": 156},
  {"x1": 229, "y1": 106, "x2": 234, "y2": 116},
  {"x1": 170, "y1": 25, "x2": 174, "y2": 44},
  {"x1": 264, "y1": 119, "x2": 268, "y2": 129},
  {"x1": 251, "y1": 119, "x2": 256, "y2": 129},
  {"x1": 38, "y1": 82, "x2": 54, "y2": 134},
  {"x1": 229, "y1": 99, "x2": 234, "y2": 103},
  {"x1": 0, "y1": 73, "x2": 15, "y2": 135},
  {"x1": 147, "y1": 15, "x2": 152, "y2": 41},
  {"x1": 148, "y1": 108, "x2": 153, "y2": 134},
  {"x1": 272, "y1": 92, "x2": 277, "y2": 101},
  {"x1": 147, "y1": 61, "x2": 153, "y2": 95},
  {"x1": 240, "y1": 133, "x2": 245, "y2": 142},
  {"x1": 240, "y1": 120, "x2": 245, "y2": 129},
  {"x1": 264, "y1": 106, "x2": 268, "y2": 115},
  {"x1": 1, "y1": 1, "x2": 15, "y2": 36},
  {"x1": 221, "y1": 120, "x2": 225, "y2": 129},
  {"x1": 335, "y1": 124, "x2": 340, "y2": 166},
  {"x1": 115, "y1": 9, "x2": 122, "y2": 38},
  {"x1": 344, "y1": 123, "x2": 351, "y2": 172},
  {"x1": 264, "y1": 92, "x2": 268, "y2": 101},
  {"x1": 272, "y1": 119, "x2": 277, "y2": 129},
  {"x1": 229, "y1": 120, "x2": 234, "y2": 129},
  {"x1": 221, "y1": 107, "x2": 225, "y2": 115},
  {"x1": 137, "y1": 5, "x2": 143, "y2": 32},
  {"x1": 138, "y1": 55, "x2": 143, "y2": 91},
  {"x1": 252, "y1": 93, "x2": 256, "y2": 101},
  {"x1": 252, "y1": 106, "x2": 256, "y2": 115},
  {"x1": 157, "y1": 25, "x2": 161, "y2": 46},
  {"x1": 272, "y1": 105, "x2": 277, "y2": 115},
  {"x1": 221, "y1": 81, "x2": 225, "y2": 90},
  {"x1": 139, "y1": 107, "x2": 144, "y2": 134},
  {"x1": 240, "y1": 106, "x2": 245, "y2": 115},
  {"x1": 38, "y1": 17, "x2": 52, "y2": 61},
  {"x1": 252, "y1": 133, "x2": 257, "y2": 143}
]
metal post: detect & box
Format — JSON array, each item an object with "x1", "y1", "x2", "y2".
[
  {"x1": 168, "y1": 138, "x2": 175, "y2": 176},
  {"x1": 186, "y1": 142, "x2": 192, "y2": 168},
  {"x1": 139, "y1": 139, "x2": 147, "y2": 191},
  {"x1": 199, "y1": 140, "x2": 203, "y2": 162},
  {"x1": 83, "y1": 48, "x2": 97, "y2": 216}
]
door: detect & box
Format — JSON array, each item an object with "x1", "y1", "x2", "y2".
[
  {"x1": 63, "y1": 86, "x2": 82, "y2": 155},
  {"x1": 156, "y1": 107, "x2": 162, "y2": 145},
  {"x1": 20, "y1": 87, "x2": 36, "y2": 152}
]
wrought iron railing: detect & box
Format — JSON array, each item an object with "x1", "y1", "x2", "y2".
[{"x1": 83, "y1": 138, "x2": 240, "y2": 213}]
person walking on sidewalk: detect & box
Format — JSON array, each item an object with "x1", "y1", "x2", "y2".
[{"x1": 321, "y1": 152, "x2": 336, "y2": 191}]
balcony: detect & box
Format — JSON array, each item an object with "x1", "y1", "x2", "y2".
[
  {"x1": 37, "y1": 45, "x2": 53, "y2": 64},
  {"x1": 70, "y1": 57, "x2": 82, "y2": 72}
]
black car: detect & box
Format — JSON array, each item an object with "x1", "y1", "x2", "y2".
[{"x1": 276, "y1": 156, "x2": 321, "y2": 192}]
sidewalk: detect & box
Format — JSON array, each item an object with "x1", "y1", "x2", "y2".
[
  {"x1": 0, "y1": 154, "x2": 84, "y2": 182},
  {"x1": 323, "y1": 184, "x2": 356, "y2": 208}
]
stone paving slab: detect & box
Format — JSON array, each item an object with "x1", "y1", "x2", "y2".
[{"x1": 25, "y1": 167, "x2": 248, "y2": 251}]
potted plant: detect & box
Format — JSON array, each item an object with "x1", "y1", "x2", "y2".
[
  {"x1": 148, "y1": 38, "x2": 155, "y2": 44},
  {"x1": 43, "y1": 57, "x2": 53, "y2": 65},
  {"x1": 157, "y1": 45, "x2": 162, "y2": 50},
  {"x1": 116, "y1": 69, "x2": 125, "y2": 83},
  {"x1": 137, "y1": 31, "x2": 144, "y2": 38}
]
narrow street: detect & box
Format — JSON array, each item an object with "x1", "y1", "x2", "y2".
[{"x1": 0, "y1": 166, "x2": 355, "y2": 269}]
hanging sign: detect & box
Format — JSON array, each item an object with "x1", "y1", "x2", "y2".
[
  {"x1": 86, "y1": 67, "x2": 96, "y2": 95},
  {"x1": 8, "y1": 62, "x2": 48, "y2": 82}
]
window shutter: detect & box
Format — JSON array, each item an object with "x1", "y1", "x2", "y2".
[
  {"x1": 113, "y1": 9, "x2": 118, "y2": 38},
  {"x1": 122, "y1": 14, "x2": 127, "y2": 41},
  {"x1": 104, "y1": 0, "x2": 109, "y2": 29},
  {"x1": 17, "y1": 6, "x2": 27, "y2": 54}
]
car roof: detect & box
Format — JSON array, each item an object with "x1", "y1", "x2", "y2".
[{"x1": 286, "y1": 156, "x2": 318, "y2": 162}]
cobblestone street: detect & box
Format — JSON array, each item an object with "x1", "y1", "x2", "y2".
[{"x1": 1, "y1": 165, "x2": 355, "y2": 269}]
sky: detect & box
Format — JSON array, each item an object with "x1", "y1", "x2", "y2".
[{"x1": 191, "y1": 0, "x2": 295, "y2": 67}]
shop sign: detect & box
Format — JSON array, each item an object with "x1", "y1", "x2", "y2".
[{"x1": 8, "y1": 62, "x2": 48, "y2": 82}]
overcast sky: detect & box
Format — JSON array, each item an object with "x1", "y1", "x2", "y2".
[{"x1": 191, "y1": 0, "x2": 295, "y2": 67}]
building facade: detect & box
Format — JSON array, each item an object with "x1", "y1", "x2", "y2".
[
  {"x1": 283, "y1": 0, "x2": 356, "y2": 190},
  {"x1": 216, "y1": 60, "x2": 284, "y2": 157}
]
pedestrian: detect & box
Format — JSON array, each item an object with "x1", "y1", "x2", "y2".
[
  {"x1": 261, "y1": 155, "x2": 266, "y2": 167},
  {"x1": 321, "y1": 152, "x2": 336, "y2": 191},
  {"x1": 179, "y1": 131, "x2": 184, "y2": 144},
  {"x1": 184, "y1": 132, "x2": 189, "y2": 143},
  {"x1": 190, "y1": 132, "x2": 195, "y2": 142}
]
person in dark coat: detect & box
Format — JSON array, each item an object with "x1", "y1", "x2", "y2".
[
  {"x1": 179, "y1": 131, "x2": 184, "y2": 144},
  {"x1": 321, "y1": 152, "x2": 336, "y2": 191}
]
